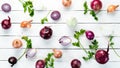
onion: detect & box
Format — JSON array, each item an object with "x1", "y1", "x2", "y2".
[
  {"x1": 62, "y1": 0, "x2": 72, "y2": 7},
  {"x1": 1, "y1": 16, "x2": 11, "y2": 29},
  {"x1": 59, "y1": 36, "x2": 72, "y2": 46},
  {"x1": 107, "y1": 5, "x2": 119, "y2": 13},
  {"x1": 12, "y1": 39, "x2": 23, "y2": 48},
  {"x1": 26, "y1": 49, "x2": 37, "y2": 58},
  {"x1": 1, "y1": 3, "x2": 11, "y2": 12},
  {"x1": 91, "y1": 0, "x2": 102, "y2": 11},
  {"x1": 53, "y1": 49, "x2": 62, "y2": 58},
  {"x1": 20, "y1": 20, "x2": 32, "y2": 28},
  {"x1": 51, "y1": 11, "x2": 61, "y2": 20},
  {"x1": 66, "y1": 17, "x2": 77, "y2": 28}
]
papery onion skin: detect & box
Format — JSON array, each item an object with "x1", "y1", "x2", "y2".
[{"x1": 59, "y1": 36, "x2": 72, "y2": 46}]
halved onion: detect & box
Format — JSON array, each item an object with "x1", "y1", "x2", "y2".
[{"x1": 59, "y1": 36, "x2": 72, "y2": 46}]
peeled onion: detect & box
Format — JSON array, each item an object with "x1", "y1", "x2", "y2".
[
  {"x1": 59, "y1": 36, "x2": 72, "y2": 46},
  {"x1": 26, "y1": 49, "x2": 37, "y2": 58},
  {"x1": 1, "y1": 3, "x2": 11, "y2": 12}
]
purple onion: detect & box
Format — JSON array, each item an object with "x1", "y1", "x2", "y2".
[
  {"x1": 51, "y1": 11, "x2": 61, "y2": 20},
  {"x1": 59, "y1": 36, "x2": 72, "y2": 46},
  {"x1": 85, "y1": 30, "x2": 95, "y2": 40},
  {"x1": 1, "y1": 3, "x2": 11, "y2": 12}
]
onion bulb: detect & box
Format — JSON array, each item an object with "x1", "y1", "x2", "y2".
[
  {"x1": 62, "y1": 0, "x2": 72, "y2": 7},
  {"x1": 53, "y1": 49, "x2": 62, "y2": 58},
  {"x1": 1, "y1": 3, "x2": 11, "y2": 12},
  {"x1": 12, "y1": 39, "x2": 23, "y2": 48},
  {"x1": 66, "y1": 17, "x2": 77, "y2": 28},
  {"x1": 26, "y1": 49, "x2": 37, "y2": 58},
  {"x1": 59, "y1": 36, "x2": 72, "y2": 46},
  {"x1": 107, "y1": 5, "x2": 119, "y2": 13},
  {"x1": 20, "y1": 20, "x2": 32, "y2": 28}
]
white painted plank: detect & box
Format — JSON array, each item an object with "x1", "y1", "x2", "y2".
[
  {"x1": 0, "y1": 24, "x2": 119, "y2": 36},
  {"x1": 0, "y1": 49, "x2": 120, "y2": 62},
  {"x1": 0, "y1": 0, "x2": 119, "y2": 10},
  {"x1": 0, "y1": 11, "x2": 120, "y2": 23},
  {"x1": 0, "y1": 60, "x2": 120, "y2": 68},
  {"x1": 0, "y1": 36, "x2": 120, "y2": 48}
]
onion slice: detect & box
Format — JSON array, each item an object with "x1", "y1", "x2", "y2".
[{"x1": 59, "y1": 36, "x2": 72, "y2": 46}]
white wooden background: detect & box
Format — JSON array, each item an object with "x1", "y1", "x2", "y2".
[{"x1": 0, "y1": 0, "x2": 120, "y2": 68}]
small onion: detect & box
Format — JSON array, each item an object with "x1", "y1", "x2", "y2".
[
  {"x1": 26, "y1": 49, "x2": 37, "y2": 58},
  {"x1": 62, "y1": 0, "x2": 72, "y2": 7},
  {"x1": 12, "y1": 39, "x2": 23, "y2": 48},
  {"x1": 107, "y1": 5, "x2": 119, "y2": 13},
  {"x1": 20, "y1": 20, "x2": 32, "y2": 28},
  {"x1": 53, "y1": 49, "x2": 62, "y2": 58},
  {"x1": 59, "y1": 36, "x2": 72, "y2": 46},
  {"x1": 66, "y1": 17, "x2": 77, "y2": 28},
  {"x1": 1, "y1": 3, "x2": 11, "y2": 12}
]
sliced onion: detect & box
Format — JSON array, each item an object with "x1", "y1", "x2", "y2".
[
  {"x1": 26, "y1": 49, "x2": 37, "y2": 58},
  {"x1": 59, "y1": 36, "x2": 72, "y2": 46},
  {"x1": 66, "y1": 17, "x2": 77, "y2": 28}
]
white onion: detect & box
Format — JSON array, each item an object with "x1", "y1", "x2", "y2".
[
  {"x1": 66, "y1": 17, "x2": 77, "y2": 28},
  {"x1": 26, "y1": 49, "x2": 37, "y2": 58},
  {"x1": 59, "y1": 36, "x2": 72, "y2": 46}
]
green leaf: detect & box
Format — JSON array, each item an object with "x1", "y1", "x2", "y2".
[
  {"x1": 90, "y1": 10, "x2": 98, "y2": 21},
  {"x1": 109, "y1": 35, "x2": 114, "y2": 41},
  {"x1": 22, "y1": 36, "x2": 32, "y2": 48},
  {"x1": 83, "y1": 1, "x2": 88, "y2": 14},
  {"x1": 41, "y1": 17, "x2": 48, "y2": 24},
  {"x1": 72, "y1": 42, "x2": 80, "y2": 47}
]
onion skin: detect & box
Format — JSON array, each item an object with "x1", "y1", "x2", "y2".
[
  {"x1": 107, "y1": 5, "x2": 119, "y2": 13},
  {"x1": 12, "y1": 39, "x2": 23, "y2": 48},
  {"x1": 91, "y1": 0, "x2": 102, "y2": 11},
  {"x1": 62, "y1": 0, "x2": 72, "y2": 7},
  {"x1": 20, "y1": 20, "x2": 32, "y2": 28},
  {"x1": 53, "y1": 49, "x2": 62, "y2": 58}
]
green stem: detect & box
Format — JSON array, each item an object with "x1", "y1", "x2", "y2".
[
  {"x1": 17, "y1": 48, "x2": 27, "y2": 61},
  {"x1": 110, "y1": 45, "x2": 120, "y2": 58},
  {"x1": 45, "y1": 10, "x2": 51, "y2": 17},
  {"x1": 19, "y1": 0, "x2": 24, "y2": 3},
  {"x1": 78, "y1": 39, "x2": 88, "y2": 54}
]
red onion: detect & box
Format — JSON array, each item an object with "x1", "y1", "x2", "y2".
[
  {"x1": 91, "y1": 0, "x2": 102, "y2": 11},
  {"x1": 1, "y1": 16, "x2": 11, "y2": 29},
  {"x1": 59, "y1": 36, "x2": 72, "y2": 46}
]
